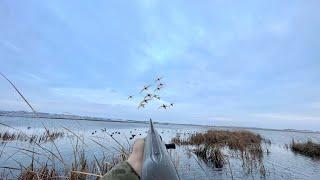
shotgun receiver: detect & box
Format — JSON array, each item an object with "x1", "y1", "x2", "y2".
[{"x1": 141, "y1": 119, "x2": 180, "y2": 180}]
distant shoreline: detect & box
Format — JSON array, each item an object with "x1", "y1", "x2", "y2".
[{"x1": 0, "y1": 110, "x2": 319, "y2": 134}]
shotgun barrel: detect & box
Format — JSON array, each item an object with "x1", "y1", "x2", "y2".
[{"x1": 141, "y1": 119, "x2": 180, "y2": 180}]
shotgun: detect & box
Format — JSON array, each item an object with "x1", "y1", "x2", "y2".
[{"x1": 141, "y1": 119, "x2": 180, "y2": 180}]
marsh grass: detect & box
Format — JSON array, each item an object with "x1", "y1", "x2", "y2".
[
  {"x1": 173, "y1": 130, "x2": 262, "y2": 148},
  {"x1": 193, "y1": 145, "x2": 225, "y2": 168},
  {"x1": 291, "y1": 140, "x2": 320, "y2": 158},
  {"x1": 0, "y1": 125, "x2": 131, "y2": 180},
  {"x1": 172, "y1": 130, "x2": 269, "y2": 178},
  {"x1": 1, "y1": 142, "x2": 128, "y2": 180},
  {"x1": 0, "y1": 130, "x2": 64, "y2": 144}
]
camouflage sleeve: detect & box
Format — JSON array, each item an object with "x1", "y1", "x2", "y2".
[{"x1": 101, "y1": 161, "x2": 140, "y2": 180}]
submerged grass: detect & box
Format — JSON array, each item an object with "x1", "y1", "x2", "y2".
[{"x1": 291, "y1": 140, "x2": 320, "y2": 158}]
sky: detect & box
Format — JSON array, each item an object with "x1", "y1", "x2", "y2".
[{"x1": 1, "y1": 0, "x2": 320, "y2": 131}]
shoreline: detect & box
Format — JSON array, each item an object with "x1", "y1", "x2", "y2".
[{"x1": 1, "y1": 113, "x2": 319, "y2": 135}]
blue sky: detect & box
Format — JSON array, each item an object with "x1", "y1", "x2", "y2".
[{"x1": 1, "y1": 0, "x2": 320, "y2": 130}]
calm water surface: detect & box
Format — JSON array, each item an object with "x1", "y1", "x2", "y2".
[{"x1": 1, "y1": 116, "x2": 319, "y2": 180}]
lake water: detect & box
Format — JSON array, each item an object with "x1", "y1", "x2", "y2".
[{"x1": 1, "y1": 116, "x2": 320, "y2": 180}]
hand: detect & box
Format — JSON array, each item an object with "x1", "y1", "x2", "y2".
[{"x1": 127, "y1": 138, "x2": 145, "y2": 176}]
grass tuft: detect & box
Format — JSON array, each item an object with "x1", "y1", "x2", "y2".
[
  {"x1": 172, "y1": 130, "x2": 268, "y2": 178},
  {"x1": 291, "y1": 140, "x2": 320, "y2": 158},
  {"x1": 0, "y1": 130, "x2": 64, "y2": 144}
]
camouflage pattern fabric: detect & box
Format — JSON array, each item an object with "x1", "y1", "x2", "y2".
[{"x1": 101, "y1": 161, "x2": 140, "y2": 180}]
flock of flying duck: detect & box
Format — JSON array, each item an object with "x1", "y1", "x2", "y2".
[{"x1": 128, "y1": 77, "x2": 174, "y2": 109}]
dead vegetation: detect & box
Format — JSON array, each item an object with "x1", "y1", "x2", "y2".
[
  {"x1": 193, "y1": 145, "x2": 225, "y2": 168},
  {"x1": 0, "y1": 126, "x2": 130, "y2": 179},
  {"x1": 172, "y1": 130, "x2": 269, "y2": 178},
  {"x1": 0, "y1": 130, "x2": 64, "y2": 144},
  {"x1": 11, "y1": 150, "x2": 126, "y2": 180},
  {"x1": 173, "y1": 130, "x2": 263, "y2": 148},
  {"x1": 291, "y1": 140, "x2": 320, "y2": 158}
]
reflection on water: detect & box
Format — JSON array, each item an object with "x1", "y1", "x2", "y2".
[{"x1": 1, "y1": 116, "x2": 319, "y2": 179}]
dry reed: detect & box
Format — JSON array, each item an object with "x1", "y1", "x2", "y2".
[
  {"x1": 172, "y1": 130, "x2": 268, "y2": 178},
  {"x1": 291, "y1": 140, "x2": 320, "y2": 158},
  {"x1": 0, "y1": 125, "x2": 131, "y2": 179}
]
